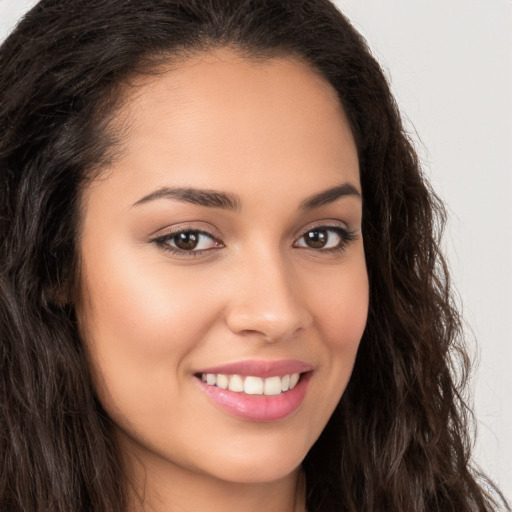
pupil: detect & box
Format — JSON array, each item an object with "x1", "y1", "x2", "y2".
[
  {"x1": 306, "y1": 230, "x2": 327, "y2": 248},
  {"x1": 175, "y1": 232, "x2": 199, "y2": 250}
]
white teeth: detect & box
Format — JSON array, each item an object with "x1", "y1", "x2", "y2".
[
  {"x1": 216, "y1": 374, "x2": 228, "y2": 389},
  {"x1": 201, "y1": 372, "x2": 302, "y2": 396},
  {"x1": 228, "y1": 374, "x2": 244, "y2": 392},
  {"x1": 244, "y1": 376, "x2": 264, "y2": 394},
  {"x1": 264, "y1": 376, "x2": 282, "y2": 396},
  {"x1": 281, "y1": 374, "x2": 290, "y2": 392}
]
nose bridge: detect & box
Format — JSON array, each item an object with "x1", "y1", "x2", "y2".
[{"x1": 224, "y1": 243, "x2": 312, "y2": 342}]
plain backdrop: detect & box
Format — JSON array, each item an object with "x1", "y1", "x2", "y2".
[{"x1": 1, "y1": 0, "x2": 511, "y2": 501}]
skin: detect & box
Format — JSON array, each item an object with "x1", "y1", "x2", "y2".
[{"x1": 77, "y1": 49, "x2": 369, "y2": 512}]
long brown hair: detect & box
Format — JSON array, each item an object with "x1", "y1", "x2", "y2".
[{"x1": 0, "y1": 1, "x2": 507, "y2": 511}]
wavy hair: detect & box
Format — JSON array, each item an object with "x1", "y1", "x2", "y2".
[{"x1": 0, "y1": 1, "x2": 507, "y2": 511}]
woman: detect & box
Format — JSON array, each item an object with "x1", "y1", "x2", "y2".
[{"x1": 0, "y1": 1, "x2": 508, "y2": 511}]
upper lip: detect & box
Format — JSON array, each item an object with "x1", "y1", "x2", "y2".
[{"x1": 195, "y1": 359, "x2": 313, "y2": 378}]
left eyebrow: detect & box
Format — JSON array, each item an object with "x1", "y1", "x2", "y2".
[{"x1": 299, "y1": 183, "x2": 361, "y2": 211}]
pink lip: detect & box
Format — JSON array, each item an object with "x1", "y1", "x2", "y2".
[
  {"x1": 195, "y1": 360, "x2": 313, "y2": 422},
  {"x1": 196, "y1": 359, "x2": 313, "y2": 378}
]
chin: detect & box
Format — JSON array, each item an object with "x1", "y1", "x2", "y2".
[{"x1": 194, "y1": 438, "x2": 309, "y2": 484}]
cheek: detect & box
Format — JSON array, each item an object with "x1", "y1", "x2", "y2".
[
  {"x1": 82, "y1": 239, "x2": 217, "y2": 344},
  {"x1": 321, "y1": 277, "x2": 368, "y2": 350},
  {"x1": 308, "y1": 250, "x2": 369, "y2": 350},
  {"x1": 77, "y1": 243, "x2": 221, "y2": 411},
  {"x1": 304, "y1": 248, "x2": 369, "y2": 395}
]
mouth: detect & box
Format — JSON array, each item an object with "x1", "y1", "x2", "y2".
[
  {"x1": 194, "y1": 361, "x2": 313, "y2": 422},
  {"x1": 196, "y1": 372, "x2": 302, "y2": 396}
]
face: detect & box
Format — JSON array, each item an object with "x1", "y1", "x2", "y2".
[{"x1": 77, "y1": 49, "x2": 368, "y2": 486}]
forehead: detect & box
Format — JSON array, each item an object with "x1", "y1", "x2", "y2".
[{"x1": 87, "y1": 48, "x2": 359, "y2": 206}]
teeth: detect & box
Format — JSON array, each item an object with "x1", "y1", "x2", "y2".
[
  {"x1": 216, "y1": 374, "x2": 228, "y2": 389},
  {"x1": 244, "y1": 376, "x2": 264, "y2": 394},
  {"x1": 201, "y1": 372, "x2": 301, "y2": 396},
  {"x1": 281, "y1": 374, "x2": 290, "y2": 392},
  {"x1": 264, "y1": 376, "x2": 282, "y2": 396},
  {"x1": 228, "y1": 374, "x2": 244, "y2": 392},
  {"x1": 290, "y1": 373, "x2": 300, "y2": 388}
]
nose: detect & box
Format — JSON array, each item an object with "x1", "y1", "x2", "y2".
[{"x1": 224, "y1": 249, "x2": 313, "y2": 343}]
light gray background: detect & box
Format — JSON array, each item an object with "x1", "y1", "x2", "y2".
[
  {"x1": 335, "y1": 1, "x2": 512, "y2": 500},
  {"x1": 1, "y1": 0, "x2": 511, "y2": 501}
]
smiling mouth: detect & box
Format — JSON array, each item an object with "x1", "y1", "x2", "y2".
[{"x1": 197, "y1": 372, "x2": 303, "y2": 396}]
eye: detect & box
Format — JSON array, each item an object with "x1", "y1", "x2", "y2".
[
  {"x1": 153, "y1": 229, "x2": 222, "y2": 254},
  {"x1": 294, "y1": 226, "x2": 356, "y2": 251}
]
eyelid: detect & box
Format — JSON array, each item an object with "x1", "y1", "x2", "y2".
[
  {"x1": 296, "y1": 219, "x2": 349, "y2": 235},
  {"x1": 147, "y1": 220, "x2": 222, "y2": 239}
]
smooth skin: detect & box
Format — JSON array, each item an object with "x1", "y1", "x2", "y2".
[{"x1": 77, "y1": 49, "x2": 369, "y2": 512}]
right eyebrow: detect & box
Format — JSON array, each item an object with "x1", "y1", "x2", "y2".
[
  {"x1": 131, "y1": 186, "x2": 242, "y2": 211},
  {"x1": 299, "y1": 182, "x2": 361, "y2": 211}
]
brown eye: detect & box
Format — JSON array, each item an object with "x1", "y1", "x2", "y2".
[
  {"x1": 294, "y1": 226, "x2": 354, "y2": 252},
  {"x1": 154, "y1": 229, "x2": 222, "y2": 254},
  {"x1": 174, "y1": 231, "x2": 200, "y2": 250},
  {"x1": 304, "y1": 229, "x2": 329, "y2": 249}
]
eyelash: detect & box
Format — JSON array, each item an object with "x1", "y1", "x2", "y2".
[{"x1": 152, "y1": 224, "x2": 357, "y2": 257}]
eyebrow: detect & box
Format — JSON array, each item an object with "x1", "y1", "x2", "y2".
[
  {"x1": 132, "y1": 182, "x2": 361, "y2": 211},
  {"x1": 299, "y1": 183, "x2": 361, "y2": 210},
  {"x1": 132, "y1": 187, "x2": 241, "y2": 211}
]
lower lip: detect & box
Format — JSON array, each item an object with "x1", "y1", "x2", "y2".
[{"x1": 197, "y1": 372, "x2": 312, "y2": 422}]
